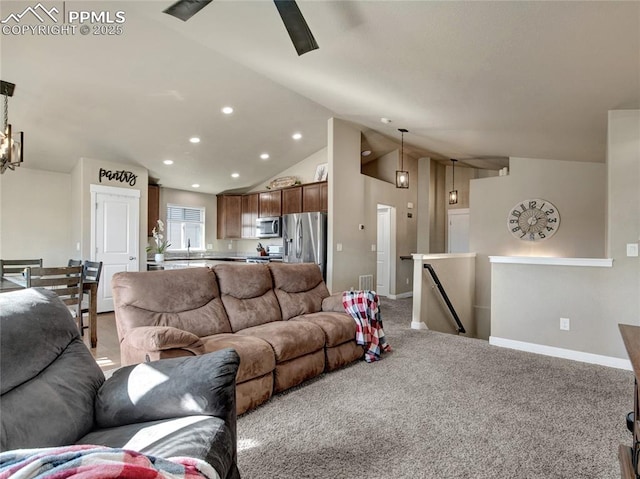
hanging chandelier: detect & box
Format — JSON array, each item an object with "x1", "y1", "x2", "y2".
[
  {"x1": 1, "y1": 80, "x2": 24, "y2": 174},
  {"x1": 395, "y1": 128, "x2": 409, "y2": 189},
  {"x1": 449, "y1": 159, "x2": 458, "y2": 204}
]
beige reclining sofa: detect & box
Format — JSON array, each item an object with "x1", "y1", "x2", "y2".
[{"x1": 112, "y1": 262, "x2": 364, "y2": 414}]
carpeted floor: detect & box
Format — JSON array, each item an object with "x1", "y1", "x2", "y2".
[{"x1": 236, "y1": 297, "x2": 634, "y2": 479}]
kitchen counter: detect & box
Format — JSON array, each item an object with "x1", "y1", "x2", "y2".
[
  {"x1": 159, "y1": 255, "x2": 249, "y2": 261},
  {"x1": 146, "y1": 255, "x2": 287, "y2": 270},
  {"x1": 147, "y1": 255, "x2": 248, "y2": 270}
]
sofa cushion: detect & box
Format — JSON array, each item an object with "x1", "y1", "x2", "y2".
[
  {"x1": 0, "y1": 288, "x2": 105, "y2": 450},
  {"x1": 124, "y1": 326, "x2": 204, "y2": 353},
  {"x1": 214, "y1": 263, "x2": 282, "y2": 331},
  {"x1": 112, "y1": 268, "x2": 232, "y2": 339},
  {"x1": 201, "y1": 333, "x2": 275, "y2": 383},
  {"x1": 269, "y1": 263, "x2": 330, "y2": 320},
  {"x1": 78, "y1": 416, "x2": 234, "y2": 479},
  {"x1": 95, "y1": 349, "x2": 239, "y2": 429},
  {"x1": 236, "y1": 321, "x2": 325, "y2": 363},
  {"x1": 293, "y1": 311, "x2": 357, "y2": 347}
]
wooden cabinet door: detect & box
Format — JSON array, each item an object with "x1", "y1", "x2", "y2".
[
  {"x1": 217, "y1": 195, "x2": 242, "y2": 239},
  {"x1": 147, "y1": 184, "x2": 160, "y2": 236},
  {"x1": 320, "y1": 182, "x2": 328, "y2": 212},
  {"x1": 259, "y1": 190, "x2": 282, "y2": 218},
  {"x1": 302, "y1": 183, "x2": 322, "y2": 212},
  {"x1": 242, "y1": 193, "x2": 259, "y2": 238},
  {"x1": 282, "y1": 186, "x2": 302, "y2": 215}
]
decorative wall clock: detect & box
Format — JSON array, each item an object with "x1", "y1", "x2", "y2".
[{"x1": 507, "y1": 198, "x2": 560, "y2": 241}]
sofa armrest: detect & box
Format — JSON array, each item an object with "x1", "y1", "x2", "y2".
[
  {"x1": 322, "y1": 293, "x2": 346, "y2": 313},
  {"x1": 94, "y1": 348, "x2": 240, "y2": 429},
  {"x1": 124, "y1": 326, "x2": 204, "y2": 354}
]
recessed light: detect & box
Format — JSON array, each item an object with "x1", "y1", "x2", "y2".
[
  {"x1": 381, "y1": 118, "x2": 392, "y2": 124},
  {"x1": 163, "y1": 159, "x2": 174, "y2": 165},
  {"x1": 260, "y1": 153, "x2": 270, "y2": 160},
  {"x1": 192, "y1": 183, "x2": 200, "y2": 188},
  {"x1": 361, "y1": 150, "x2": 372, "y2": 157},
  {"x1": 189, "y1": 137, "x2": 200, "y2": 143},
  {"x1": 292, "y1": 132, "x2": 302, "y2": 140},
  {"x1": 221, "y1": 106, "x2": 234, "y2": 115},
  {"x1": 231, "y1": 173, "x2": 240, "y2": 178}
]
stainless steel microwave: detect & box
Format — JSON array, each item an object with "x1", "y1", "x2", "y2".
[{"x1": 256, "y1": 216, "x2": 282, "y2": 238}]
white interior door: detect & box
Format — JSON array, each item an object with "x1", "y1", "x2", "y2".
[
  {"x1": 448, "y1": 208, "x2": 470, "y2": 253},
  {"x1": 91, "y1": 185, "x2": 140, "y2": 312},
  {"x1": 376, "y1": 206, "x2": 391, "y2": 297}
]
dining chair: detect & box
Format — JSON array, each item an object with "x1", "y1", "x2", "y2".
[
  {"x1": 68, "y1": 259, "x2": 82, "y2": 267},
  {"x1": 25, "y1": 266, "x2": 84, "y2": 331},
  {"x1": 78, "y1": 260, "x2": 103, "y2": 332},
  {"x1": 0, "y1": 259, "x2": 43, "y2": 277}
]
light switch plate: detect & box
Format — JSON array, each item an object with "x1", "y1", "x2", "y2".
[{"x1": 627, "y1": 243, "x2": 639, "y2": 257}]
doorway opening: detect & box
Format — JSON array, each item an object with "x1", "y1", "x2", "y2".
[
  {"x1": 447, "y1": 208, "x2": 470, "y2": 253},
  {"x1": 90, "y1": 185, "x2": 140, "y2": 312},
  {"x1": 376, "y1": 204, "x2": 396, "y2": 297}
]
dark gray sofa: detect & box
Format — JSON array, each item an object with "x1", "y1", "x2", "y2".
[{"x1": 0, "y1": 287, "x2": 240, "y2": 479}]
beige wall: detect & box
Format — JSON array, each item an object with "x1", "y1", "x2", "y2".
[
  {"x1": 0, "y1": 167, "x2": 73, "y2": 266},
  {"x1": 431, "y1": 162, "x2": 447, "y2": 254},
  {"x1": 361, "y1": 149, "x2": 398, "y2": 185},
  {"x1": 1, "y1": 158, "x2": 148, "y2": 271},
  {"x1": 160, "y1": 187, "x2": 222, "y2": 252},
  {"x1": 413, "y1": 254, "x2": 476, "y2": 337},
  {"x1": 328, "y1": 118, "x2": 418, "y2": 295},
  {"x1": 76, "y1": 158, "x2": 148, "y2": 271},
  {"x1": 604, "y1": 110, "x2": 640, "y2": 328},
  {"x1": 251, "y1": 147, "x2": 328, "y2": 192},
  {"x1": 491, "y1": 261, "x2": 623, "y2": 359},
  {"x1": 469, "y1": 156, "x2": 607, "y2": 339},
  {"x1": 488, "y1": 110, "x2": 639, "y2": 360}
]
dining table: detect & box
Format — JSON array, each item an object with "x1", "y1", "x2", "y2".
[{"x1": 0, "y1": 274, "x2": 99, "y2": 348}]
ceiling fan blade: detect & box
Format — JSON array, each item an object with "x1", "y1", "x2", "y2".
[
  {"x1": 163, "y1": 0, "x2": 213, "y2": 21},
  {"x1": 273, "y1": 0, "x2": 319, "y2": 56}
]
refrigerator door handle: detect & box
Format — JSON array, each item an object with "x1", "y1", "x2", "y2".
[{"x1": 296, "y1": 216, "x2": 303, "y2": 259}]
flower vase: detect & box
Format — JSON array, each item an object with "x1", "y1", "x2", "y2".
[{"x1": 154, "y1": 253, "x2": 165, "y2": 263}]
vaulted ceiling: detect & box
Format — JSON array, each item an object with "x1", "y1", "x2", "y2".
[{"x1": 1, "y1": 1, "x2": 638, "y2": 194}]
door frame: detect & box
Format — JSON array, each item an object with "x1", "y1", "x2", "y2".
[
  {"x1": 90, "y1": 184, "x2": 141, "y2": 262},
  {"x1": 376, "y1": 204, "x2": 396, "y2": 297},
  {"x1": 90, "y1": 184, "x2": 141, "y2": 312},
  {"x1": 447, "y1": 207, "x2": 470, "y2": 253}
]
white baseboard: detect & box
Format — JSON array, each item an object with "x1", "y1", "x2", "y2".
[
  {"x1": 489, "y1": 336, "x2": 632, "y2": 371},
  {"x1": 388, "y1": 292, "x2": 413, "y2": 299},
  {"x1": 411, "y1": 321, "x2": 428, "y2": 330}
]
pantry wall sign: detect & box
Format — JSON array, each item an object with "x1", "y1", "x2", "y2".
[{"x1": 98, "y1": 168, "x2": 137, "y2": 186}]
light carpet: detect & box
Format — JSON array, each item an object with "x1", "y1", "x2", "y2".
[{"x1": 236, "y1": 298, "x2": 634, "y2": 479}]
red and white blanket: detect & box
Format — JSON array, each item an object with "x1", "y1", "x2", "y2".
[
  {"x1": 0, "y1": 445, "x2": 220, "y2": 479},
  {"x1": 342, "y1": 290, "x2": 392, "y2": 362}
]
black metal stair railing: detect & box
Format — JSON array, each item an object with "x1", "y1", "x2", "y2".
[{"x1": 423, "y1": 263, "x2": 466, "y2": 334}]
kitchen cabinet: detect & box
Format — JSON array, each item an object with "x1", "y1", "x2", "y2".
[
  {"x1": 302, "y1": 181, "x2": 328, "y2": 212},
  {"x1": 242, "y1": 193, "x2": 259, "y2": 238},
  {"x1": 281, "y1": 186, "x2": 303, "y2": 215},
  {"x1": 147, "y1": 184, "x2": 160, "y2": 236},
  {"x1": 217, "y1": 194, "x2": 242, "y2": 239},
  {"x1": 320, "y1": 182, "x2": 328, "y2": 212},
  {"x1": 258, "y1": 190, "x2": 282, "y2": 218}
]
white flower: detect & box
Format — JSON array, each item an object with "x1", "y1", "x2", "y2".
[{"x1": 147, "y1": 219, "x2": 171, "y2": 254}]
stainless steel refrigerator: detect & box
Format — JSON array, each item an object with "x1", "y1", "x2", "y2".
[{"x1": 282, "y1": 212, "x2": 327, "y2": 279}]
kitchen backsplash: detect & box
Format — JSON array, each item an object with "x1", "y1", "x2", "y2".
[{"x1": 148, "y1": 238, "x2": 284, "y2": 259}]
